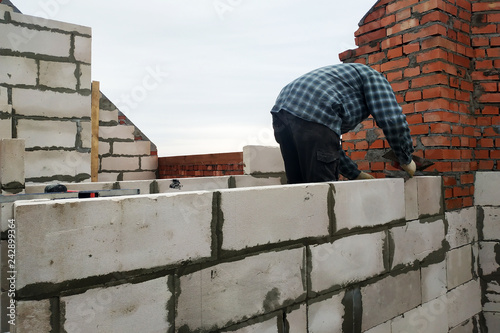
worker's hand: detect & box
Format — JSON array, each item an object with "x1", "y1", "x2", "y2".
[
  {"x1": 356, "y1": 171, "x2": 375, "y2": 180},
  {"x1": 401, "y1": 160, "x2": 416, "y2": 177}
]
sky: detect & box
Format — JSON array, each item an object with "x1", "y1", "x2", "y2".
[{"x1": 15, "y1": 0, "x2": 376, "y2": 157}]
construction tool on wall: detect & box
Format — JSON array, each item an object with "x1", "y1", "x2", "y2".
[{"x1": 382, "y1": 149, "x2": 434, "y2": 178}]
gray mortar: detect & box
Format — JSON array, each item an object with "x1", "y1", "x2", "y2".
[
  {"x1": 212, "y1": 191, "x2": 222, "y2": 259},
  {"x1": 49, "y1": 297, "x2": 60, "y2": 333},
  {"x1": 328, "y1": 184, "x2": 336, "y2": 235},
  {"x1": 149, "y1": 180, "x2": 159, "y2": 194},
  {"x1": 227, "y1": 176, "x2": 236, "y2": 189},
  {"x1": 341, "y1": 288, "x2": 362, "y2": 333}
]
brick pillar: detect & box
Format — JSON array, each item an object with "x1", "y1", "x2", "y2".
[
  {"x1": 339, "y1": 0, "x2": 499, "y2": 210},
  {"x1": 471, "y1": 2, "x2": 500, "y2": 177}
]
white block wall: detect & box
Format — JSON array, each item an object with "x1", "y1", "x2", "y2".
[
  {"x1": 5, "y1": 175, "x2": 490, "y2": 332},
  {"x1": 0, "y1": 8, "x2": 92, "y2": 183}
]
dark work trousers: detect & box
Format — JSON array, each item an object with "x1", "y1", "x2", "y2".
[{"x1": 272, "y1": 110, "x2": 341, "y2": 184}]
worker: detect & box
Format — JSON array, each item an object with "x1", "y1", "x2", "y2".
[{"x1": 271, "y1": 63, "x2": 416, "y2": 183}]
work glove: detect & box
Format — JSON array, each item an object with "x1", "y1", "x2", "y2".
[
  {"x1": 356, "y1": 171, "x2": 375, "y2": 180},
  {"x1": 401, "y1": 160, "x2": 416, "y2": 177}
]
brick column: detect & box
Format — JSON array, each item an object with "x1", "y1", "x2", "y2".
[{"x1": 339, "y1": 0, "x2": 498, "y2": 210}]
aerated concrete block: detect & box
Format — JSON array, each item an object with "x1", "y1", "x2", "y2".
[
  {"x1": 331, "y1": 178, "x2": 405, "y2": 231},
  {"x1": 446, "y1": 280, "x2": 481, "y2": 329},
  {"x1": 482, "y1": 207, "x2": 500, "y2": 241},
  {"x1": 121, "y1": 171, "x2": 156, "y2": 181},
  {"x1": 484, "y1": 313, "x2": 500, "y2": 333},
  {"x1": 310, "y1": 232, "x2": 386, "y2": 292},
  {"x1": 417, "y1": 176, "x2": 443, "y2": 217},
  {"x1": 479, "y1": 242, "x2": 500, "y2": 276},
  {"x1": 79, "y1": 64, "x2": 91, "y2": 90},
  {"x1": 113, "y1": 141, "x2": 151, "y2": 156},
  {"x1": 0, "y1": 104, "x2": 12, "y2": 139},
  {"x1": 0, "y1": 87, "x2": 8, "y2": 104},
  {"x1": 99, "y1": 125, "x2": 135, "y2": 140},
  {"x1": 80, "y1": 120, "x2": 92, "y2": 149},
  {"x1": 286, "y1": 304, "x2": 307, "y2": 333},
  {"x1": 16, "y1": 119, "x2": 77, "y2": 148},
  {"x1": 307, "y1": 292, "x2": 344, "y2": 332},
  {"x1": 390, "y1": 219, "x2": 445, "y2": 268},
  {"x1": 176, "y1": 248, "x2": 306, "y2": 332},
  {"x1": 447, "y1": 245, "x2": 473, "y2": 290},
  {"x1": 14, "y1": 299, "x2": 52, "y2": 333},
  {"x1": 243, "y1": 145, "x2": 284, "y2": 174},
  {"x1": 8, "y1": 11, "x2": 91, "y2": 36},
  {"x1": 220, "y1": 183, "x2": 330, "y2": 251},
  {"x1": 157, "y1": 176, "x2": 230, "y2": 193},
  {"x1": 361, "y1": 269, "x2": 421, "y2": 331},
  {"x1": 232, "y1": 175, "x2": 282, "y2": 188},
  {"x1": 484, "y1": 281, "x2": 500, "y2": 312},
  {"x1": 422, "y1": 261, "x2": 447, "y2": 303},
  {"x1": 0, "y1": 23, "x2": 71, "y2": 57},
  {"x1": 446, "y1": 207, "x2": 477, "y2": 249},
  {"x1": 0, "y1": 56, "x2": 37, "y2": 86},
  {"x1": 101, "y1": 156, "x2": 139, "y2": 171},
  {"x1": 15, "y1": 191, "x2": 213, "y2": 289},
  {"x1": 99, "y1": 141, "x2": 111, "y2": 155},
  {"x1": 405, "y1": 177, "x2": 419, "y2": 220},
  {"x1": 39, "y1": 60, "x2": 77, "y2": 90},
  {"x1": 140, "y1": 155, "x2": 158, "y2": 171},
  {"x1": 74, "y1": 35, "x2": 92, "y2": 63},
  {"x1": 392, "y1": 297, "x2": 449, "y2": 333},
  {"x1": 449, "y1": 319, "x2": 475, "y2": 333},
  {"x1": 24, "y1": 150, "x2": 90, "y2": 179},
  {"x1": 12, "y1": 88, "x2": 90, "y2": 118},
  {"x1": 62, "y1": 277, "x2": 171, "y2": 333},
  {"x1": 475, "y1": 172, "x2": 500, "y2": 206},
  {"x1": 0, "y1": 139, "x2": 25, "y2": 192}
]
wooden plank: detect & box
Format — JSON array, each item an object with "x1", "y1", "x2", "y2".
[{"x1": 91, "y1": 81, "x2": 100, "y2": 182}]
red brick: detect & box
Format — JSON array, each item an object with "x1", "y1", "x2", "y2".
[
  {"x1": 487, "y1": 48, "x2": 500, "y2": 58},
  {"x1": 413, "y1": 0, "x2": 442, "y2": 14},
  {"x1": 355, "y1": 19, "x2": 384, "y2": 36},
  {"x1": 477, "y1": 117, "x2": 492, "y2": 126},
  {"x1": 416, "y1": 48, "x2": 448, "y2": 63},
  {"x1": 443, "y1": 176, "x2": 457, "y2": 186},
  {"x1": 406, "y1": 113, "x2": 423, "y2": 124},
  {"x1": 387, "y1": 47, "x2": 403, "y2": 59},
  {"x1": 478, "y1": 138, "x2": 495, "y2": 148},
  {"x1": 491, "y1": 37, "x2": 500, "y2": 46},
  {"x1": 452, "y1": 162, "x2": 471, "y2": 172},
  {"x1": 479, "y1": 160, "x2": 495, "y2": 170},
  {"x1": 414, "y1": 99, "x2": 451, "y2": 112},
  {"x1": 456, "y1": 0, "x2": 472, "y2": 11},
  {"x1": 422, "y1": 87, "x2": 456, "y2": 99},
  {"x1": 430, "y1": 123, "x2": 452, "y2": 133},
  {"x1": 403, "y1": 42, "x2": 420, "y2": 54},
  {"x1": 369, "y1": 52, "x2": 387, "y2": 63},
  {"x1": 482, "y1": 106, "x2": 500, "y2": 115},
  {"x1": 479, "y1": 93, "x2": 500, "y2": 103},
  {"x1": 362, "y1": 6, "x2": 386, "y2": 24},
  {"x1": 446, "y1": 198, "x2": 464, "y2": 211},
  {"x1": 356, "y1": 29, "x2": 387, "y2": 46},
  {"x1": 387, "y1": 71, "x2": 404, "y2": 82},
  {"x1": 411, "y1": 73, "x2": 449, "y2": 88},
  {"x1": 405, "y1": 90, "x2": 422, "y2": 101},
  {"x1": 472, "y1": 25, "x2": 497, "y2": 34},
  {"x1": 410, "y1": 124, "x2": 429, "y2": 135},
  {"x1": 422, "y1": 61, "x2": 458, "y2": 76},
  {"x1": 391, "y1": 81, "x2": 409, "y2": 91},
  {"x1": 387, "y1": 0, "x2": 419, "y2": 12},
  {"x1": 421, "y1": 135, "x2": 451, "y2": 146},
  {"x1": 445, "y1": 188, "x2": 454, "y2": 199},
  {"x1": 380, "y1": 36, "x2": 401, "y2": 51},
  {"x1": 472, "y1": 37, "x2": 489, "y2": 47},
  {"x1": 404, "y1": 24, "x2": 448, "y2": 43},
  {"x1": 380, "y1": 58, "x2": 410, "y2": 72},
  {"x1": 387, "y1": 18, "x2": 420, "y2": 36},
  {"x1": 425, "y1": 149, "x2": 461, "y2": 160},
  {"x1": 356, "y1": 141, "x2": 369, "y2": 150}
]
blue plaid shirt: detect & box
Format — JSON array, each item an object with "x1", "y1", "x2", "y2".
[{"x1": 271, "y1": 63, "x2": 414, "y2": 179}]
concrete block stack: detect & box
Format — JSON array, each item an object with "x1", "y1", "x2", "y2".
[
  {"x1": 5, "y1": 175, "x2": 492, "y2": 332},
  {"x1": 0, "y1": 5, "x2": 92, "y2": 183},
  {"x1": 98, "y1": 93, "x2": 158, "y2": 182},
  {"x1": 339, "y1": 0, "x2": 500, "y2": 211}
]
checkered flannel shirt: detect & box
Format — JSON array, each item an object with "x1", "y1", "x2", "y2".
[{"x1": 271, "y1": 63, "x2": 414, "y2": 179}]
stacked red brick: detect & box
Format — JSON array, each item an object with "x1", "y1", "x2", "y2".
[
  {"x1": 339, "y1": 0, "x2": 499, "y2": 210},
  {"x1": 158, "y1": 152, "x2": 244, "y2": 179}
]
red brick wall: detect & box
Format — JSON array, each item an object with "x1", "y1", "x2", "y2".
[
  {"x1": 339, "y1": 0, "x2": 499, "y2": 210},
  {"x1": 158, "y1": 152, "x2": 244, "y2": 179}
]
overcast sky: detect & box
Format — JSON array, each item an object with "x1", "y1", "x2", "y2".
[{"x1": 15, "y1": 0, "x2": 376, "y2": 156}]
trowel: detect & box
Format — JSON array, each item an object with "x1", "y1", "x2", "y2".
[{"x1": 382, "y1": 149, "x2": 434, "y2": 178}]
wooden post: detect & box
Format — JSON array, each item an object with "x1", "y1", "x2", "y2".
[{"x1": 91, "y1": 81, "x2": 100, "y2": 182}]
